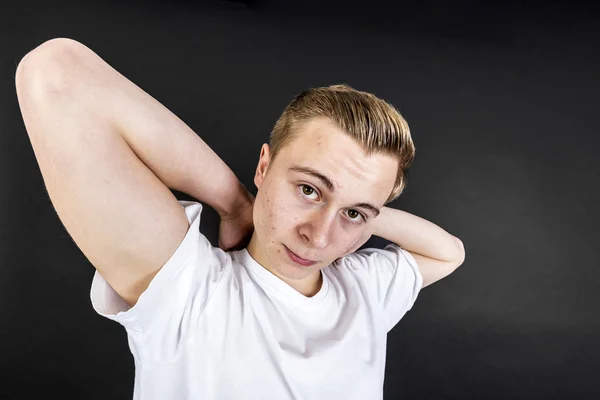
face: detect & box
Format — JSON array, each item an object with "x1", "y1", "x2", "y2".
[{"x1": 246, "y1": 117, "x2": 398, "y2": 296}]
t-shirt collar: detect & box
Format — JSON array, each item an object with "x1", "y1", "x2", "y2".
[{"x1": 234, "y1": 248, "x2": 330, "y2": 312}]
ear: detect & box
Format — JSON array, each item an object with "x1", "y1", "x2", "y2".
[{"x1": 254, "y1": 143, "x2": 271, "y2": 190}]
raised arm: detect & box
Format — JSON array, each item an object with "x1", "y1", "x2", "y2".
[
  {"x1": 16, "y1": 38, "x2": 251, "y2": 307},
  {"x1": 373, "y1": 206, "x2": 465, "y2": 288}
]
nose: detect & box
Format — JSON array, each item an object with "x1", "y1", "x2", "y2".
[{"x1": 300, "y1": 209, "x2": 336, "y2": 249}]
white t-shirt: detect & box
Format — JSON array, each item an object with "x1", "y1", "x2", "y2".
[{"x1": 91, "y1": 200, "x2": 423, "y2": 400}]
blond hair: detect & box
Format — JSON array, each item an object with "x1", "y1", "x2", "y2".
[{"x1": 269, "y1": 84, "x2": 415, "y2": 203}]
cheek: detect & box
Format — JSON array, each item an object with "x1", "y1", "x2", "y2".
[
  {"x1": 259, "y1": 186, "x2": 293, "y2": 235},
  {"x1": 338, "y1": 229, "x2": 365, "y2": 255},
  {"x1": 253, "y1": 190, "x2": 272, "y2": 234}
]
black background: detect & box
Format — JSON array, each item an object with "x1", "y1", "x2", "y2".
[{"x1": 1, "y1": 0, "x2": 599, "y2": 398}]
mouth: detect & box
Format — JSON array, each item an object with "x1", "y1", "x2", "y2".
[{"x1": 284, "y1": 245, "x2": 317, "y2": 267}]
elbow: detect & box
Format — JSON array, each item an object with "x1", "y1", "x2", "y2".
[
  {"x1": 452, "y1": 236, "x2": 466, "y2": 267},
  {"x1": 16, "y1": 38, "x2": 89, "y2": 101}
]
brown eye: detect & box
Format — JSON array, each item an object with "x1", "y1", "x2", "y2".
[
  {"x1": 299, "y1": 185, "x2": 319, "y2": 201},
  {"x1": 345, "y1": 209, "x2": 365, "y2": 223}
]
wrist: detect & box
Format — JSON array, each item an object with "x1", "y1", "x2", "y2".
[
  {"x1": 216, "y1": 181, "x2": 254, "y2": 219},
  {"x1": 372, "y1": 206, "x2": 389, "y2": 237}
]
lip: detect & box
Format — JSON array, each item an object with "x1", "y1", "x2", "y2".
[{"x1": 284, "y1": 246, "x2": 317, "y2": 267}]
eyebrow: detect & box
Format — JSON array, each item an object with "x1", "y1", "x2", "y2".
[{"x1": 288, "y1": 164, "x2": 381, "y2": 217}]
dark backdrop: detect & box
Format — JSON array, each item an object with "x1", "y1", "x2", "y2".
[{"x1": 1, "y1": 0, "x2": 599, "y2": 398}]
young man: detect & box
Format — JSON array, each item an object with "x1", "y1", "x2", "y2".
[{"x1": 16, "y1": 38, "x2": 465, "y2": 399}]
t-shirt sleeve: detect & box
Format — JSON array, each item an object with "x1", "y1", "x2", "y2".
[
  {"x1": 89, "y1": 200, "x2": 228, "y2": 362},
  {"x1": 348, "y1": 243, "x2": 423, "y2": 332}
]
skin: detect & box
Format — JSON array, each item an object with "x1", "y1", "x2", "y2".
[{"x1": 246, "y1": 117, "x2": 398, "y2": 297}]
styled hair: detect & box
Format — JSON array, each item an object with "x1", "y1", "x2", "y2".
[{"x1": 269, "y1": 84, "x2": 415, "y2": 203}]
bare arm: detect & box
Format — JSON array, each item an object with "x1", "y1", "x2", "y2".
[
  {"x1": 16, "y1": 38, "x2": 252, "y2": 307},
  {"x1": 23, "y1": 38, "x2": 252, "y2": 218},
  {"x1": 373, "y1": 206, "x2": 465, "y2": 288}
]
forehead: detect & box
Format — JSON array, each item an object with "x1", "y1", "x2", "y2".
[{"x1": 278, "y1": 118, "x2": 397, "y2": 204}]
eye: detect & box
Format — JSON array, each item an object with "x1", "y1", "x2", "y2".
[
  {"x1": 345, "y1": 209, "x2": 366, "y2": 223},
  {"x1": 299, "y1": 184, "x2": 319, "y2": 200},
  {"x1": 298, "y1": 185, "x2": 365, "y2": 224}
]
